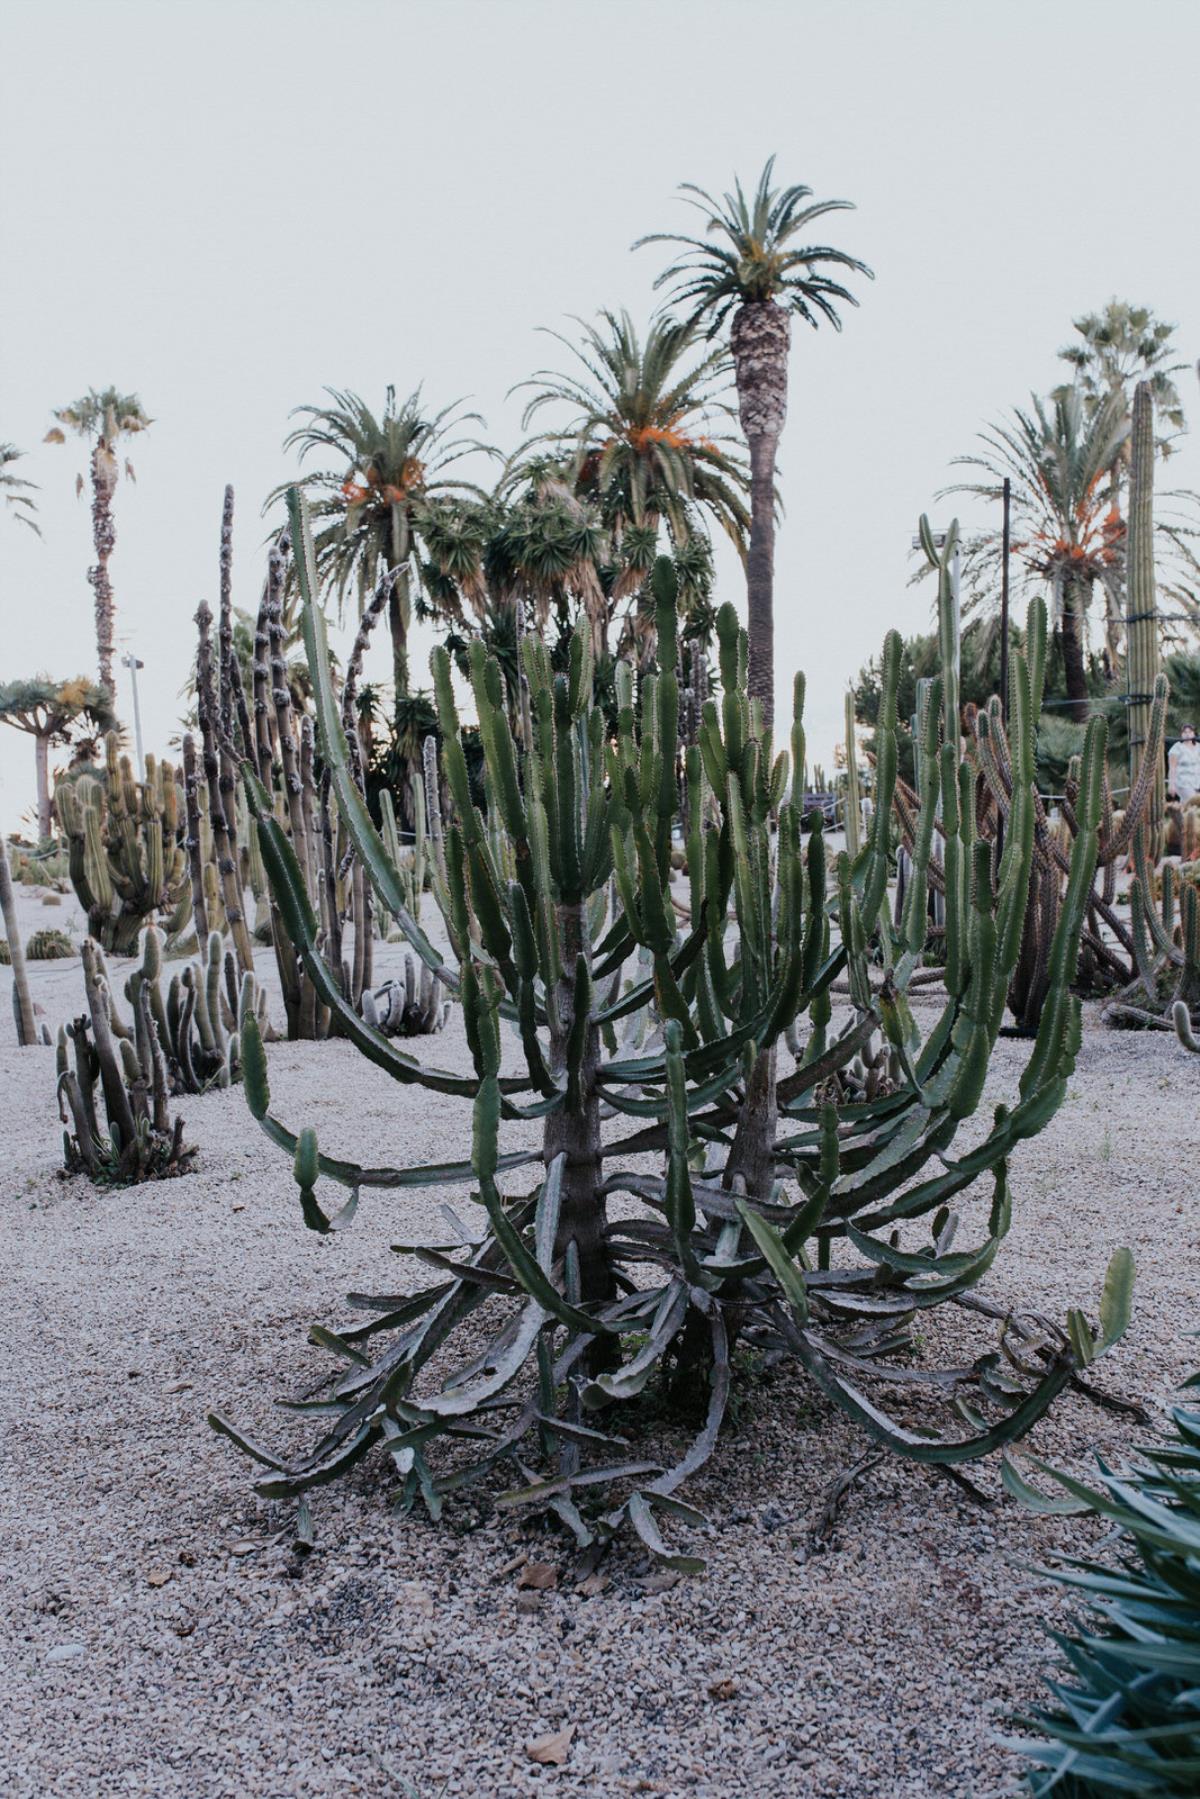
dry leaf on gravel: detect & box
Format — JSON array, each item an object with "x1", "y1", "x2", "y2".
[
  {"x1": 517, "y1": 1561, "x2": 558, "y2": 1590},
  {"x1": 576, "y1": 1572, "x2": 609, "y2": 1598},
  {"x1": 525, "y1": 1724, "x2": 575, "y2": 1765},
  {"x1": 146, "y1": 1569, "x2": 172, "y2": 1588},
  {"x1": 634, "y1": 1571, "x2": 678, "y2": 1595},
  {"x1": 227, "y1": 1541, "x2": 260, "y2": 1557},
  {"x1": 707, "y1": 1678, "x2": 738, "y2": 1701}
]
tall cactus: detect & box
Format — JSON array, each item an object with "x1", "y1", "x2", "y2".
[
  {"x1": 210, "y1": 491, "x2": 1131, "y2": 1562},
  {"x1": 56, "y1": 738, "x2": 189, "y2": 956},
  {"x1": 890, "y1": 515, "x2": 1170, "y2": 1032},
  {"x1": 1126, "y1": 380, "x2": 1164, "y2": 851},
  {"x1": 0, "y1": 842, "x2": 42, "y2": 1045}
]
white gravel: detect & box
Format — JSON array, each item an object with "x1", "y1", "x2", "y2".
[{"x1": 1, "y1": 880, "x2": 1196, "y2": 1799}]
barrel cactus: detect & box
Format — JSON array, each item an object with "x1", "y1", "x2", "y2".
[{"x1": 210, "y1": 491, "x2": 1132, "y2": 1563}]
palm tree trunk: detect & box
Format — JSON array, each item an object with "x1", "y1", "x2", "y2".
[
  {"x1": 89, "y1": 440, "x2": 119, "y2": 696},
  {"x1": 1061, "y1": 573, "x2": 1090, "y2": 722},
  {"x1": 34, "y1": 731, "x2": 51, "y2": 841},
  {"x1": 731, "y1": 301, "x2": 790, "y2": 734}
]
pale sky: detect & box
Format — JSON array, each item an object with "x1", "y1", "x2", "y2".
[{"x1": 2, "y1": 0, "x2": 1198, "y2": 831}]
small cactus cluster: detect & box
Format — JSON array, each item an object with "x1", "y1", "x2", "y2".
[
  {"x1": 1109, "y1": 847, "x2": 1200, "y2": 1034},
  {"x1": 26, "y1": 927, "x2": 75, "y2": 959},
  {"x1": 126, "y1": 924, "x2": 268, "y2": 1095},
  {"x1": 56, "y1": 735, "x2": 190, "y2": 956},
  {"x1": 362, "y1": 957, "x2": 451, "y2": 1037},
  {"x1": 57, "y1": 939, "x2": 194, "y2": 1183}
]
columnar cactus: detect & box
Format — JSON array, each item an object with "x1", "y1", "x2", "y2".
[
  {"x1": 891, "y1": 520, "x2": 1170, "y2": 1032},
  {"x1": 56, "y1": 737, "x2": 189, "y2": 956},
  {"x1": 57, "y1": 938, "x2": 194, "y2": 1182},
  {"x1": 210, "y1": 491, "x2": 1131, "y2": 1561},
  {"x1": 1126, "y1": 379, "x2": 1164, "y2": 851},
  {"x1": 0, "y1": 841, "x2": 42, "y2": 1045}
]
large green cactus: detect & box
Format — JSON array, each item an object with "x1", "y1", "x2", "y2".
[
  {"x1": 210, "y1": 490, "x2": 1131, "y2": 1563},
  {"x1": 1126, "y1": 379, "x2": 1165, "y2": 851},
  {"x1": 892, "y1": 520, "x2": 1170, "y2": 1032},
  {"x1": 56, "y1": 736, "x2": 189, "y2": 956}
]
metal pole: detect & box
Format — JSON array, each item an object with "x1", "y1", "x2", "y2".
[
  {"x1": 999, "y1": 476, "x2": 1011, "y2": 724},
  {"x1": 123, "y1": 653, "x2": 145, "y2": 781}
]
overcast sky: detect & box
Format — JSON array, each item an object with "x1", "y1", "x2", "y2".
[{"x1": 2, "y1": 0, "x2": 1198, "y2": 831}]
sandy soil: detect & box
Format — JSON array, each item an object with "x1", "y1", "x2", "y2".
[{"x1": 1, "y1": 879, "x2": 1196, "y2": 1799}]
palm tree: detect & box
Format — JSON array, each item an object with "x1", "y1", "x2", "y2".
[
  {"x1": 0, "y1": 676, "x2": 115, "y2": 839},
  {"x1": 946, "y1": 388, "x2": 1128, "y2": 720},
  {"x1": 272, "y1": 386, "x2": 492, "y2": 697},
  {"x1": 513, "y1": 310, "x2": 750, "y2": 660},
  {"x1": 46, "y1": 389, "x2": 152, "y2": 696},
  {"x1": 635, "y1": 158, "x2": 872, "y2": 727},
  {"x1": 1, "y1": 443, "x2": 39, "y2": 534},
  {"x1": 1057, "y1": 301, "x2": 1189, "y2": 459}
]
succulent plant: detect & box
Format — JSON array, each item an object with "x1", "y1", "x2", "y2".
[
  {"x1": 56, "y1": 736, "x2": 189, "y2": 956},
  {"x1": 123, "y1": 924, "x2": 268, "y2": 1095},
  {"x1": 0, "y1": 842, "x2": 45, "y2": 1044},
  {"x1": 57, "y1": 938, "x2": 194, "y2": 1183},
  {"x1": 25, "y1": 927, "x2": 75, "y2": 959},
  {"x1": 892, "y1": 527, "x2": 1170, "y2": 1033},
  {"x1": 362, "y1": 957, "x2": 451, "y2": 1037},
  {"x1": 210, "y1": 490, "x2": 1131, "y2": 1565},
  {"x1": 1005, "y1": 1368, "x2": 1200, "y2": 1795}
]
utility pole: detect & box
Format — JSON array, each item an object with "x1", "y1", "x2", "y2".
[{"x1": 122, "y1": 652, "x2": 145, "y2": 781}]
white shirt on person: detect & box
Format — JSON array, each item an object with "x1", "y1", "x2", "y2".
[{"x1": 1169, "y1": 740, "x2": 1200, "y2": 802}]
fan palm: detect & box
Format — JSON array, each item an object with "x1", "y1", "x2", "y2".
[
  {"x1": 1, "y1": 443, "x2": 39, "y2": 534},
  {"x1": 0, "y1": 676, "x2": 115, "y2": 839},
  {"x1": 635, "y1": 157, "x2": 872, "y2": 727},
  {"x1": 1058, "y1": 300, "x2": 1189, "y2": 455},
  {"x1": 45, "y1": 388, "x2": 151, "y2": 695},
  {"x1": 272, "y1": 386, "x2": 492, "y2": 696},
  {"x1": 945, "y1": 388, "x2": 1128, "y2": 720}
]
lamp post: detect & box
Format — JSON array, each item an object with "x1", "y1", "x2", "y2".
[{"x1": 122, "y1": 652, "x2": 145, "y2": 781}]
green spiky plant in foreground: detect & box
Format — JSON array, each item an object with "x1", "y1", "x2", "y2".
[
  {"x1": 210, "y1": 489, "x2": 1132, "y2": 1562},
  {"x1": 1004, "y1": 1372, "x2": 1200, "y2": 1795}
]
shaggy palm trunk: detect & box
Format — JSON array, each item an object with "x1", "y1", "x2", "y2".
[
  {"x1": 34, "y1": 731, "x2": 51, "y2": 841},
  {"x1": 1061, "y1": 571, "x2": 1091, "y2": 722},
  {"x1": 89, "y1": 439, "x2": 119, "y2": 697},
  {"x1": 731, "y1": 300, "x2": 790, "y2": 734}
]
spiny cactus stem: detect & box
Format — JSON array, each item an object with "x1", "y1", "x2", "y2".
[
  {"x1": 196, "y1": 602, "x2": 254, "y2": 973},
  {"x1": 0, "y1": 846, "x2": 39, "y2": 1046}
]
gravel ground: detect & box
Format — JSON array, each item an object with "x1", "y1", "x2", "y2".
[{"x1": 1, "y1": 881, "x2": 1196, "y2": 1799}]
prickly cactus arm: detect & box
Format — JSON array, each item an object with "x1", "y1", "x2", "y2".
[
  {"x1": 181, "y1": 733, "x2": 210, "y2": 946},
  {"x1": 218, "y1": 485, "x2": 236, "y2": 743},
  {"x1": 81, "y1": 940, "x2": 137, "y2": 1146},
  {"x1": 0, "y1": 847, "x2": 39, "y2": 1045},
  {"x1": 196, "y1": 600, "x2": 255, "y2": 974}
]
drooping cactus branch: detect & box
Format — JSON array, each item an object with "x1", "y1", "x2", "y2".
[{"x1": 210, "y1": 489, "x2": 1132, "y2": 1564}]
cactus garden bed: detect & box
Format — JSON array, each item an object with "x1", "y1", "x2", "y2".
[{"x1": 1, "y1": 874, "x2": 1194, "y2": 1799}]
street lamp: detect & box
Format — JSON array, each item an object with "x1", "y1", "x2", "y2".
[{"x1": 122, "y1": 652, "x2": 145, "y2": 781}]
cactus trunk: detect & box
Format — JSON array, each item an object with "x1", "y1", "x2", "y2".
[{"x1": 1126, "y1": 380, "x2": 1164, "y2": 850}]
